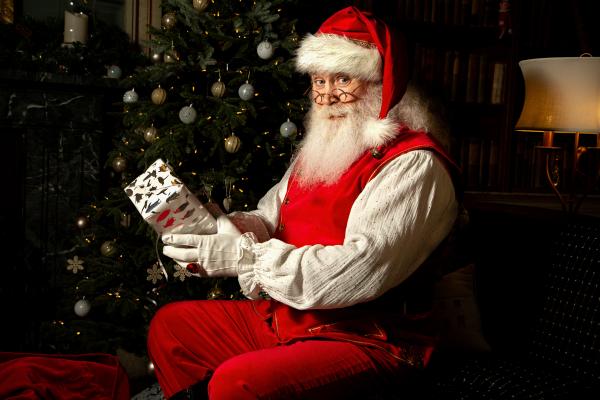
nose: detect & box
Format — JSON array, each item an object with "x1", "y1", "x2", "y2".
[{"x1": 320, "y1": 83, "x2": 339, "y2": 105}]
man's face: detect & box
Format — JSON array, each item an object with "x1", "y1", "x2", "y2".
[{"x1": 309, "y1": 72, "x2": 365, "y2": 118}]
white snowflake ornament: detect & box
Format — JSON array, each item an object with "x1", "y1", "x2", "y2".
[
  {"x1": 173, "y1": 263, "x2": 192, "y2": 281},
  {"x1": 147, "y1": 263, "x2": 164, "y2": 285},
  {"x1": 66, "y1": 255, "x2": 84, "y2": 274}
]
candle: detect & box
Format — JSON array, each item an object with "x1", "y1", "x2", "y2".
[{"x1": 63, "y1": 11, "x2": 88, "y2": 45}]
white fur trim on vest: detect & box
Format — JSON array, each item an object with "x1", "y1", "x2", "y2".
[
  {"x1": 362, "y1": 116, "x2": 400, "y2": 147},
  {"x1": 295, "y1": 34, "x2": 382, "y2": 82}
]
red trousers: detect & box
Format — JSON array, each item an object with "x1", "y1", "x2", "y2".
[{"x1": 147, "y1": 300, "x2": 413, "y2": 399}]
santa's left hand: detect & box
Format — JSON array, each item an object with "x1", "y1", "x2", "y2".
[{"x1": 162, "y1": 215, "x2": 243, "y2": 277}]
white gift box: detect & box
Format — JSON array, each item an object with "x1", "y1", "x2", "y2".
[{"x1": 124, "y1": 159, "x2": 216, "y2": 235}]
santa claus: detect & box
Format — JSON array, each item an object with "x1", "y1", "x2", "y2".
[{"x1": 151, "y1": 6, "x2": 459, "y2": 399}]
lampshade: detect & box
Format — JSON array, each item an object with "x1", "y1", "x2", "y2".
[{"x1": 515, "y1": 57, "x2": 600, "y2": 133}]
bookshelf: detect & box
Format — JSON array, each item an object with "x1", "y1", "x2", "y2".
[
  {"x1": 359, "y1": 0, "x2": 514, "y2": 192},
  {"x1": 357, "y1": 0, "x2": 600, "y2": 201}
]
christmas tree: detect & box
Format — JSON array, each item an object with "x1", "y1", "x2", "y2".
[{"x1": 41, "y1": 0, "x2": 309, "y2": 363}]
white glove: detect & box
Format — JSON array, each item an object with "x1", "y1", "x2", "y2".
[{"x1": 162, "y1": 215, "x2": 244, "y2": 277}]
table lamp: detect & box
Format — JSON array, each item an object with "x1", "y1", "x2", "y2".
[{"x1": 515, "y1": 56, "x2": 600, "y2": 214}]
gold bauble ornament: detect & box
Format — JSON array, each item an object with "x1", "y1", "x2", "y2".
[
  {"x1": 151, "y1": 86, "x2": 167, "y2": 105},
  {"x1": 224, "y1": 134, "x2": 241, "y2": 153},
  {"x1": 222, "y1": 197, "x2": 233, "y2": 212},
  {"x1": 100, "y1": 240, "x2": 117, "y2": 257},
  {"x1": 211, "y1": 80, "x2": 226, "y2": 98},
  {"x1": 76, "y1": 215, "x2": 89, "y2": 229},
  {"x1": 161, "y1": 12, "x2": 177, "y2": 29},
  {"x1": 144, "y1": 125, "x2": 158, "y2": 143},
  {"x1": 112, "y1": 156, "x2": 127, "y2": 173},
  {"x1": 164, "y1": 48, "x2": 180, "y2": 63},
  {"x1": 193, "y1": 0, "x2": 209, "y2": 12}
]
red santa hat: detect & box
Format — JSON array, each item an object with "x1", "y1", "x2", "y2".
[{"x1": 296, "y1": 7, "x2": 408, "y2": 122}]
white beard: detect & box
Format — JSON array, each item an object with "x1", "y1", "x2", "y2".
[{"x1": 294, "y1": 84, "x2": 382, "y2": 188}]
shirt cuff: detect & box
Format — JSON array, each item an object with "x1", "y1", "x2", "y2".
[{"x1": 237, "y1": 232, "x2": 262, "y2": 299}]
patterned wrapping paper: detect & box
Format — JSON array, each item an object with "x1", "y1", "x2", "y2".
[{"x1": 124, "y1": 159, "x2": 217, "y2": 235}]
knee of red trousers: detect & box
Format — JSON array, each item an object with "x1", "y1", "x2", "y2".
[
  {"x1": 147, "y1": 302, "x2": 207, "y2": 399},
  {"x1": 208, "y1": 359, "x2": 262, "y2": 400}
]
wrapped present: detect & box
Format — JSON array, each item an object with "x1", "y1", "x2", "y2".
[{"x1": 124, "y1": 159, "x2": 217, "y2": 235}]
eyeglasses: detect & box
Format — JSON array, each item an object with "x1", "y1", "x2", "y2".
[{"x1": 307, "y1": 86, "x2": 362, "y2": 105}]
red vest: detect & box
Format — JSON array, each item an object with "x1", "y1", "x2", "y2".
[
  {"x1": 256, "y1": 127, "x2": 458, "y2": 368},
  {"x1": 274, "y1": 126, "x2": 456, "y2": 247}
]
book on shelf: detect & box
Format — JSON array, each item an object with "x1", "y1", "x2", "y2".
[
  {"x1": 465, "y1": 53, "x2": 479, "y2": 103},
  {"x1": 460, "y1": 0, "x2": 471, "y2": 25},
  {"x1": 396, "y1": 0, "x2": 406, "y2": 20},
  {"x1": 467, "y1": 137, "x2": 481, "y2": 188},
  {"x1": 431, "y1": 0, "x2": 442, "y2": 24},
  {"x1": 397, "y1": 0, "x2": 497, "y2": 27},
  {"x1": 442, "y1": 49, "x2": 455, "y2": 96},
  {"x1": 487, "y1": 139, "x2": 498, "y2": 187},
  {"x1": 482, "y1": 0, "x2": 498, "y2": 27},
  {"x1": 424, "y1": 0, "x2": 432, "y2": 22},
  {"x1": 460, "y1": 137, "x2": 500, "y2": 189},
  {"x1": 490, "y1": 62, "x2": 506, "y2": 104},
  {"x1": 422, "y1": 47, "x2": 437, "y2": 89},
  {"x1": 470, "y1": 0, "x2": 482, "y2": 26},
  {"x1": 404, "y1": 0, "x2": 413, "y2": 21},
  {"x1": 476, "y1": 54, "x2": 489, "y2": 103},
  {"x1": 453, "y1": 0, "x2": 462, "y2": 25},
  {"x1": 450, "y1": 51, "x2": 462, "y2": 102},
  {"x1": 443, "y1": 0, "x2": 453, "y2": 25},
  {"x1": 414, "y1": 0, "x2": 423, "y2": 21}
]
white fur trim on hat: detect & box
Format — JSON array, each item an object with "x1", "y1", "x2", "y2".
[
  {"x1": 296, "y1": 34, "x2": 382, "y2": 81},
  {"x1": 362, "y1": 116, "x2": 399, "y2": 147}
]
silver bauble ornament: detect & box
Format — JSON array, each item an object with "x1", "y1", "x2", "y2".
[
  {"x1": 279, "y1": 119, "x2": 298, "y2": 138},
  {"x1": 123, "y1": 88, "x2": 139, "y2": 103},
  {"x1": 224, "y1": 134, "x2": 241, "y2": 153},
  {"x1": 257, "y1": 41, "x2": 274, "y2": 59},
  {"x1": 211, "y1": 80, "x2": 226, "y2": 98},
  {"x1": 151, "y1": 51, "x2": 162, "y2": 63},
  {"x1": 76, "y1": 215, "x2": 89, "y2": 229},
  {"x1": 179, "y1": 105, "x2": 197, "y2": 124},
  {"x1": 164, "y1": 48, "x2": 180, "y2": 63},
  {"x1": 144, "y1": 126, "x2": 158, "y2": 143},
  {"x1": 238, "y1": 82, "x2": 255, "y2": 101},
  {"x1": 74, "y1": 298, "x2": 91, "y2": 317},
  {"x1": 192, "y1": 0, "x2": 209, "y2": 12},
  {"x1": 151, "y1": 86, "x2": 167, "y2": 105},
  {"x1": 100, "y1": 240, "x2": 117, "y2": 257},
  {"x1": 161, "y1": 12, "x2": 177, "y2": 29},
  {"x1": 107, "y1": 65, "x2": 122, "y2": 79},
  {"x1": 112, "y1": 156, "x2": 127, "y2": 173}
]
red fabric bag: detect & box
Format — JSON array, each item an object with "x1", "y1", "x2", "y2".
[{"x1": 0, "y1": 352, "x2": 130, "y2": 400}]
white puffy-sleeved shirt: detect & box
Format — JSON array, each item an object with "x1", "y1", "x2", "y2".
[{"x1": 234, "y1": 149, "x2": 458, "y2": 311}]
